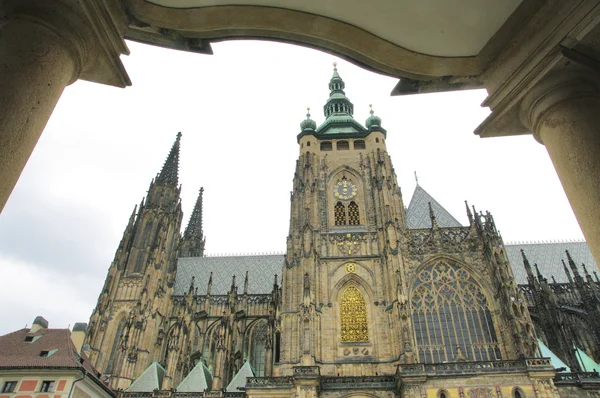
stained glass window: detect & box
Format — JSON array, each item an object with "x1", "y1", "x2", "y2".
[
  {"x1": 348, "y1": 201, "x2": 360, "y2": 225},
  {"x1": 249, "y1": 320, "x2": 268, "y2": 376},
  {"x1": 411, "y1": 261, "x2": 501, "y2": 363},
  {"x1": 340, "y1": 286, "x2": 369, "y2": 342},
  {"x1": 334, "y1": 202, "x2": 346, "y2": 225}
]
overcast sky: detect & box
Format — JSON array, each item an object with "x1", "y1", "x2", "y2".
[{"x1": 0, "y1": 40, "x2": 582, "y2": 335}]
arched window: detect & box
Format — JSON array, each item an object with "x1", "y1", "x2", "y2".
[
  {"x1": 202, "y1": 325, "x2": 218, "y2": 372},
  {"x1": 105, "y1": 319, "x2": 127, "y2": 374},
  {"x1": 513, "y1": 388, "x2": 525, "y2": 398},
  {"x1": 438, "y1": 391, "x2": 449, "y2": 398},
  {"x1": 334, "y1": 202, "x2": 346, "y2": 225},
  {"x1": 348, "y1": 201, "x2": 360, "y2": 225},
  {"x1": 321, "y1": 142, "x2": 332, "y2": 151},
  {"x1": 340, "y1": 286, "x2": 369, "y2": 342},
  {"x1": 249, "y1": 320, "x2": 268, "y2": 376},
  {"x1": 411, "y1": 261, "x2": 501, "y2": 363},
  {"x1": 354, "y1": 140, "x2": 366, "y2": 150},
  {"x1": 337, "y1": 141, "x2": 350, "y2": 150},
  {"x1": 307, "y1": 142, "x2": 311, "y2": 147}
]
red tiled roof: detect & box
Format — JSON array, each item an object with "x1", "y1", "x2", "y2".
[{"x1": 0, "y1": 327, "x2": 109, "y2": 395}]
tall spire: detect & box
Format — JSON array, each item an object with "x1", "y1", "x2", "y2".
[
  {"x1": 155, "y1": 132, "x2": 181, "y2": 187},
  {"x1": 185, "y1": 187, "x2": 204, "y2": 239},
  {"x1": 180, "y1": 187, "x2": 206, "y2": 257}
]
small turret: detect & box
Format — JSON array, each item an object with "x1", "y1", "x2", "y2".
[
  {"x1": 300, "y1": 107, "x2": 317, "y2": 132},
  {"x1": 562, "y1": 259, "x2": 574, "y2": 285},
  {"x1": 521, "y1": 249, "x2": 536, "y2": 286},
  {"x1": 365, "y1": 104, "x2": 382, "y2": 130}
]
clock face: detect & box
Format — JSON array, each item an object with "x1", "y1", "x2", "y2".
[{"x1": 334, "y1": 179, "x2": 357, "y2": 200}]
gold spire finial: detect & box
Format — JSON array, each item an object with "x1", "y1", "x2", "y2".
[
  {"x1": 307, "y1": 107, "x2": 310, "y2": 111},
  {"x1": 333, "y1": 62, "x2": 337, "y2": 68}
]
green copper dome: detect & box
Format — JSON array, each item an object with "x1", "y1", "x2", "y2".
[
  {"x1": 300, "y1": 108, "x2": 317, "y2": 131},
  {"x1": 365, "y1": 105, "x2": 382, "y2": 129}
]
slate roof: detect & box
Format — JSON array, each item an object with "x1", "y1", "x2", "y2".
[
  {"x1": 174, "y1": 255, "x2": 284, "y2": 296},
  {"x1": 405, "y1": 184, "x2": 598, "y2": 285},
  {"x1": 505, "y1": 241, "x2": 598, "y2": 284},
  {"x1": 176, "y1": 361, "x2": 212, "y2": 392},
  {"x1": 126, "y1": 362, "x2": 165, "y2": 392},
  {"x1": 226, "y1": 361, "x2": 254, "y2": 393},
  {"x1": 405, "y1": 185, "x2": 462, "y2": 229}
]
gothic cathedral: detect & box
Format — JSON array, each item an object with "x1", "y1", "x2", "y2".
[{"x1": 84, "y1": 67, "x2": 596, "y2": 398}]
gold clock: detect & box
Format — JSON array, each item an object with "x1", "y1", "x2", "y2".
[{"x1": 334, "y1": 179, "x2": 357, "y2": 200}]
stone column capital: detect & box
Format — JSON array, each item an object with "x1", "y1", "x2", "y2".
[
  {"x1": 3, "y1": 0, "x2": 131, "y2": 87},
  {"x1": 519, "y1": 69, "x2": 600, "y2": 143}
]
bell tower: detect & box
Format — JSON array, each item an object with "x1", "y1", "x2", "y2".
[{"x1": 279, "y1": 64, "x2": 408, "y2": 376}]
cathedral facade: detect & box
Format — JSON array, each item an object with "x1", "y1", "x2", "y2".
[{"x1": 84, "y1": 68, "x2": 600, "y2": 397}]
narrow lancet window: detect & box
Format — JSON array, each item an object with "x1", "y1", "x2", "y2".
[
  {"x1": 334, "y1": 202, "x2": 346, "y2": 225},
  {"x1": 348, "y1": 201, "x2": 360, "y2": 225},
  {"x1": 340, "y1": 286, "x2": 369, "y2": 342}
]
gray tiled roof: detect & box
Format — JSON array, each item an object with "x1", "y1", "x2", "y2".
[
  {"x1": 406, "y1": 185, "x2": 462, "y2": 229},
  {"x1": 174, "y1": 255, "x2": 284, "y2": 296},
  {"x1": 505, "y1": 241, "x2": 598, "y2": 284}
]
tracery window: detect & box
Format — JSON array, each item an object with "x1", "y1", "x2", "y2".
[
  {"x1": 334, "y1": 202, "x2": 346, "y2": 225},
  {"x1": 411, "y1": 261, "x2": 501, "y2": 363},
  {"x1": 249, "y1": 320, "x2": 268, "y2": 376},
  {"x1": 348, "y1": 202, "x2": 360, "y2": 225},
  {"x1": 340, "y1": 286, "x2": 369, "y2": 342}
]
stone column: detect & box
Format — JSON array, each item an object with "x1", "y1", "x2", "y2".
[
  {"x1": 0, "y1": 16, "x2": 78, "y2": 212},
  {"x1": 520, "y1": 70, "x2": 600, "y2": 263},
  {"x1": 0, "y1": 1, "x2": 130, "y2": 213}
]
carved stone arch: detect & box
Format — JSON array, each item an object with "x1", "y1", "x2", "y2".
[
  {"x1": 512, "y1": 387, "x2": 526, "y2": 398},
  {"x1": 103, "y1": 311, "x2": 128, "y2": 374},
  {"x1": 201, "y1": 320, "x2": 220, "y2": 372},
  {"x1": 331, "y1": 272, "x2": 375, "y2": 304},
  {"x1": 410, "y1": 257, "x2": 503, "y2": 363},
  {"x1": 339, "y1": 393, "x2": 382, "y2": 398}
]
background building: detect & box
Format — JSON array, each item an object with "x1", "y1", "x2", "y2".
[{"x1": 0, "y1": 317, "x2": 113, "y2": 398}]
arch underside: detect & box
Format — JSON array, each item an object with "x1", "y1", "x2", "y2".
[{"x1": 123, "y1": 0, "x2": 530, "y2": 91}]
